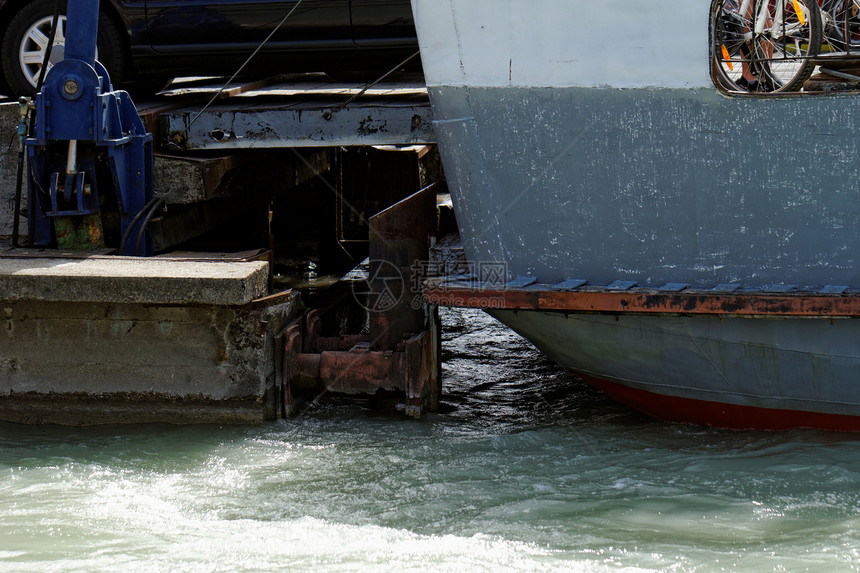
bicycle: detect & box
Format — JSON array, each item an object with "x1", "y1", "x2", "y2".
[
  {"x1": 711, "y1": 0, "x2": 823, "y2": 93},
  {"x1": 819, "y1": 0, "x2": 860, "y2": 53}
]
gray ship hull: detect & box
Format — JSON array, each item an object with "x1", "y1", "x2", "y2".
[
  {"x1": 413, "y1": 0, "x2": 860, "y2": 429},
  {"x1": 430, "y1": 85, "x2": 860, "y2": 290},
  {"x1": 490, "y1": 309, "x2": 860, "y2": 430}
]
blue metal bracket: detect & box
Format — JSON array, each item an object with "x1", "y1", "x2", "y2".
[
  {"x1": 606, "y1": 280, "x2": 638, "y2": 291},
  {"x1": 25, "y1": 0, "x2": 153, "y2": 255},
  {"x1": 506, "y1": 276, "x2": 538, "y2": 289},
  {"x1": 552, "y1": 279, "x2": 588, "y2": 291}
]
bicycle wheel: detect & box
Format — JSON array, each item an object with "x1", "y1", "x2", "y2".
[
  {"x1": 712, "y1": 0, "x2": 753, "y2": 90},
  {"x1": 712, "y1": 0, "x2": 822, "y2": 93},
  {"x1": 756, "y1": 0, "x2": 822, "y2": 91},
  {"x1": 821, "y1": 0, "x2": 860, "y2": 53}
]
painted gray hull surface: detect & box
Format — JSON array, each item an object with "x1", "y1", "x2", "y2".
[
  {"x1": 413, "y1": 1, "x2": 860, "y2": 428},
  {"x1": 490, "y1": 309, "x2": 860, "y2": 429},
  {"x1": 431, "y1": 86, "x2": 860, "y2": 290}
]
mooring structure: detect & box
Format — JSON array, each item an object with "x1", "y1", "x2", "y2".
[{"x1": 0, "y1": 2, "x2": 444, "y2": 425}]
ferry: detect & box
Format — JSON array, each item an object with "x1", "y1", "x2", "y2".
[{"x1": 414, "y1": 0, "x2": 860, "y2": 430}]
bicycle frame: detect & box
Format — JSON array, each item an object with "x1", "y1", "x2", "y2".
[
  {"x1": 736, "y1": 0, "x2": 790, "y2": 38},
  {"x1": 712, "y1": 0, "x2": 823, "y2": 92},
  {"x1": 818, "y1": 0, "x2": 860, "y2": 54}
]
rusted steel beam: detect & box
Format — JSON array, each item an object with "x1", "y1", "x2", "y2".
[
  {"x1": 403, "y1": 330, "x2": 438, "y2": 417},
  {"x1": 303, "y1": 309, "x2": 321, "y2": 353},
  {"x1": 316, "y1": 335, "x2": 370, "y2": 352},
  {"x1": 318, "y1": 346, "x2": 406, "y2": 395},
  {"x1": 278, "y1": 322, "x2": 304, "y2": 416},
  {"x1": 276, "y1": 183, "x2": 440, "y2": 417},
  {"x1": 368, "y1": 184, "x2": 437, "y2": 350},
  {"x1": 279, "y1": 308, "x2": 440, "y2": 417},
  {"x1": 423, "y1": 283, "x2": 860, "y2": 317},
  {"x1": 293, "y1": 353, "x2": 322, "y2": 393}
]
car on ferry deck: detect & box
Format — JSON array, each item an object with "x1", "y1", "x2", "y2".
[{"x1": 0, "y1": 0, "x2": 418, "y2": 96}]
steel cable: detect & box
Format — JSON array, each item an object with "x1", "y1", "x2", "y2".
[
  {"x1": 11, "y1": 0, "x2": 62, "y2": 247},
  {"x1": 180, "y1": 0, "x2": 306, "y2": 139}
]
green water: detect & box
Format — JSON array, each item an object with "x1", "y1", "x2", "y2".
[{"x1": 2, "y1": 308, "x2": 860, "y2": 572}]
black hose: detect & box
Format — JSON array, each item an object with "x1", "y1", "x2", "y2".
[
  {"x1": 133, "y1": 198, "x2": 164, "y2": 256},
  {"x1": 119, "y1": 196, "x2": 161, "y2": 254}
]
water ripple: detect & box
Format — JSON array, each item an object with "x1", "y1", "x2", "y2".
[{"x1": 1, "y1": 308, "x2": 860, "y2": 571}]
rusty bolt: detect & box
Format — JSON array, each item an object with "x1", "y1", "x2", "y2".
[{"x1": 63, "y1": 80, "x2": 79, "y2": 96}]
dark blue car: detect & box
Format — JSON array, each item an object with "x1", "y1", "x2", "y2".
[{"x1": 0, "y1": 0, "x2": 417, "y2": 96}]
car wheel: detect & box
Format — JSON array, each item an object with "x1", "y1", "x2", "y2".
[{"x1": 1, "y1": 0, "x2": 127, "y2": 96}]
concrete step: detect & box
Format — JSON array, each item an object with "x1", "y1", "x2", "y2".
[{"x1": 0, "y1": 249, "x2": 268, "y2": 305}]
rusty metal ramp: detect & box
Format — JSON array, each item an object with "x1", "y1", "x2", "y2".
[{"x1": 154, "y1": 73, "x2": 434, "y2": 151}]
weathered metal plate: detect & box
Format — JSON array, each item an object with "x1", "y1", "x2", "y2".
[
  {"x1": 164, "y1": 99, "x2": 434, "y2": 150},
  {"x1": 552, "y1": 279, "x2": 587, "y2": 291},
  {"x1": 658, "y1": 283, "x2": 689, "y2": 292},
  {"x1": 764, "y1": 284, "x2": 798, "y2": 293},
  {"x1": 606, "y1": 280, "x2": 637, "y2": 291},
  {"x1": 507, "y1": 276, "x2": 537, "y2": 288}
]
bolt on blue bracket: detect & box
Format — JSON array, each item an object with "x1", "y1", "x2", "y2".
[{"x1": 25, "y1": 0, "x2": 153, "y2": 255}]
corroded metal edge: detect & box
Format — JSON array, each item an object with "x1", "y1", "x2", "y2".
[{"x1": 423, "y1": 281, "x2": 860, "y2": 317}]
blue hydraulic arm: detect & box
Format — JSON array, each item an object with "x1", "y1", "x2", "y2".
[{"x1": 25, "y1": 0, "x2": 154, "y2": 255}]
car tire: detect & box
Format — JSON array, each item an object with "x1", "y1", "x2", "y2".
[{"x1": 1, "y1": 0, "x2": 127, "y2": 96}]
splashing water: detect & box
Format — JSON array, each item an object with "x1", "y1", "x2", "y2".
[{"x1": 2, "y1": 308, "x2": 860, "y2": 572}]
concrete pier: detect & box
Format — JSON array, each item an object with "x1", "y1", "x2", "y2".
[{"x1": 0, "y1": 247, "x2": 300, "y2": 425}]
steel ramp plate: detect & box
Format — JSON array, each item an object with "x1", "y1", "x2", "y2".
[
  {"x1": 506, "y1": 276, "x2": 537, "y2": 289},
  {"x1": 552, "y1": 279, "x2": 588, "y2": 291}
]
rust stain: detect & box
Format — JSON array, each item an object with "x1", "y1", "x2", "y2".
[{"x1": 423, "y1": 284, "x2": 860, "y2": 317}]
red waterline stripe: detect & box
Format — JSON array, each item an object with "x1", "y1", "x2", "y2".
[{"x1": 574, "y1": 371, "x2": 860, "y2": 432}]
